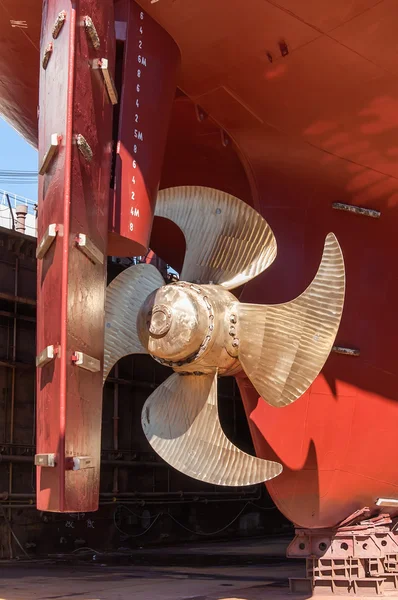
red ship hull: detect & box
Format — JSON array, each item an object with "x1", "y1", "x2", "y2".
[{"x1": 1, "y1": 0, "x2": 398, "y2": 527}]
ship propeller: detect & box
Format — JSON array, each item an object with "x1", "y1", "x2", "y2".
[{"x1": 104, "y1": 186, "x2": 345, "y2": 486}]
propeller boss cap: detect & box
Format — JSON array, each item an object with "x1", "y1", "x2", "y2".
[{"x1": 148, "y1": 304, "x2": 172, "y2": 337}]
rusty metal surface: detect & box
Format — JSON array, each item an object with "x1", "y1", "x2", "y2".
[
  {"x1": 108, "y1": 1, "x2": 179, "y2": 257},
  {"x1": 332, "y1": 345, "x2": 360, "y2": 357},
  {"x1": 288, "y1": 511, "x2": 398, "y2": 596},
  {"x1": 141, "y1": 372, "x2": 282, "y2": 486},
  {"x1": 155, "y1": 186, "x2": 277, "y2": 290},
  {"x1": 332, "y1": 203, "x2": 381, "y2": 219},
  {"x1": 36, "y1": 0, "x2": 115, "y2": 512}
]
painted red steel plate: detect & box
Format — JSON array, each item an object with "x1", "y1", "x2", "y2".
[
  {"x1": 2, "y1": 0, "x2": 398, "y2": 529},
  {"x1": 0, "y1": 1, "x2": 40, "y2": 146},
  {"x1": 108, "y1": 0, "x2": 179, "y2": 257},
  {"x1": 140, "y1": 0, "x2": 398, "y2": 529},
  {"x1": 36, "y1": 0, "x2": 115, "y2": 512}
]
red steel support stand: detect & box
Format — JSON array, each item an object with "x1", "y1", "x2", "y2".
[{"x1": 288, "y1": 508, "x2": 398, "y2": 597}]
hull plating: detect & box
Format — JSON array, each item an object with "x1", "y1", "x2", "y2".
[{"x1": 1, "y1": 0, "x2": 398, "y2": 527}]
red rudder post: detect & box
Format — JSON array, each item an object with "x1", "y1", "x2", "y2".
[{"x1": 36, "y1": 0, "x2": 115, "y2": 512}]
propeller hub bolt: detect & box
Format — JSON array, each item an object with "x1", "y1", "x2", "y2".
[{"x1": 147, "y1": 304, "x2": 172, "y2": 337}]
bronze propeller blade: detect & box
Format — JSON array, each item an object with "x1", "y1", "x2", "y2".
[
  {"x1": 238, "y1": 233, "x2": 345, "y2": 407},
  {"x1": 155, "y1": 186, "x2": 277, "y2": 290},
  {"x1": 141, "y1": 371, "x2": 282, "y2": 486},
  {"x1": 103, "y1": 187, "x2": 345, "y2": 488},
  {"x1": 103, "y1": 263, "x2": 164, "y2": 383}
]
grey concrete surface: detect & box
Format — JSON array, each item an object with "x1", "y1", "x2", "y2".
[
  {"x1": 0, "y1": 536, "x2": 305, "y2": 600},
  {"x1": 0, "y1": 561, "x2": 304, "y2": 600}
]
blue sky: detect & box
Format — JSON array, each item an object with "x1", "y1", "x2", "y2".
[{"x1": 0, "y1": 118, "x2": 38, "y2": 201}]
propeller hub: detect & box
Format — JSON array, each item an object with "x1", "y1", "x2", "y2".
[
  {"x1": 137, "y1": 283, "x2": 211, "y2": 364},
  {"x1": 148, "y1": 304, "x2": 172, "y2": 337}
]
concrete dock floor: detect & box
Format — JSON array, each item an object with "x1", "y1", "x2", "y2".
[
  {"x1": 0, "y1": 536, "x2": 303, "y2": 600},
  {"x1": 2, "y1": 535, "x2": 392, "y2": 600},
  {"x1": 0, "y1": 561, "x2": 305, "y2": 600}
]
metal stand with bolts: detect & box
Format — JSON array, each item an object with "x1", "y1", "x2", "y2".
[{"x1": 288, "y1": 508, "x2": 398, "y2": 596}]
